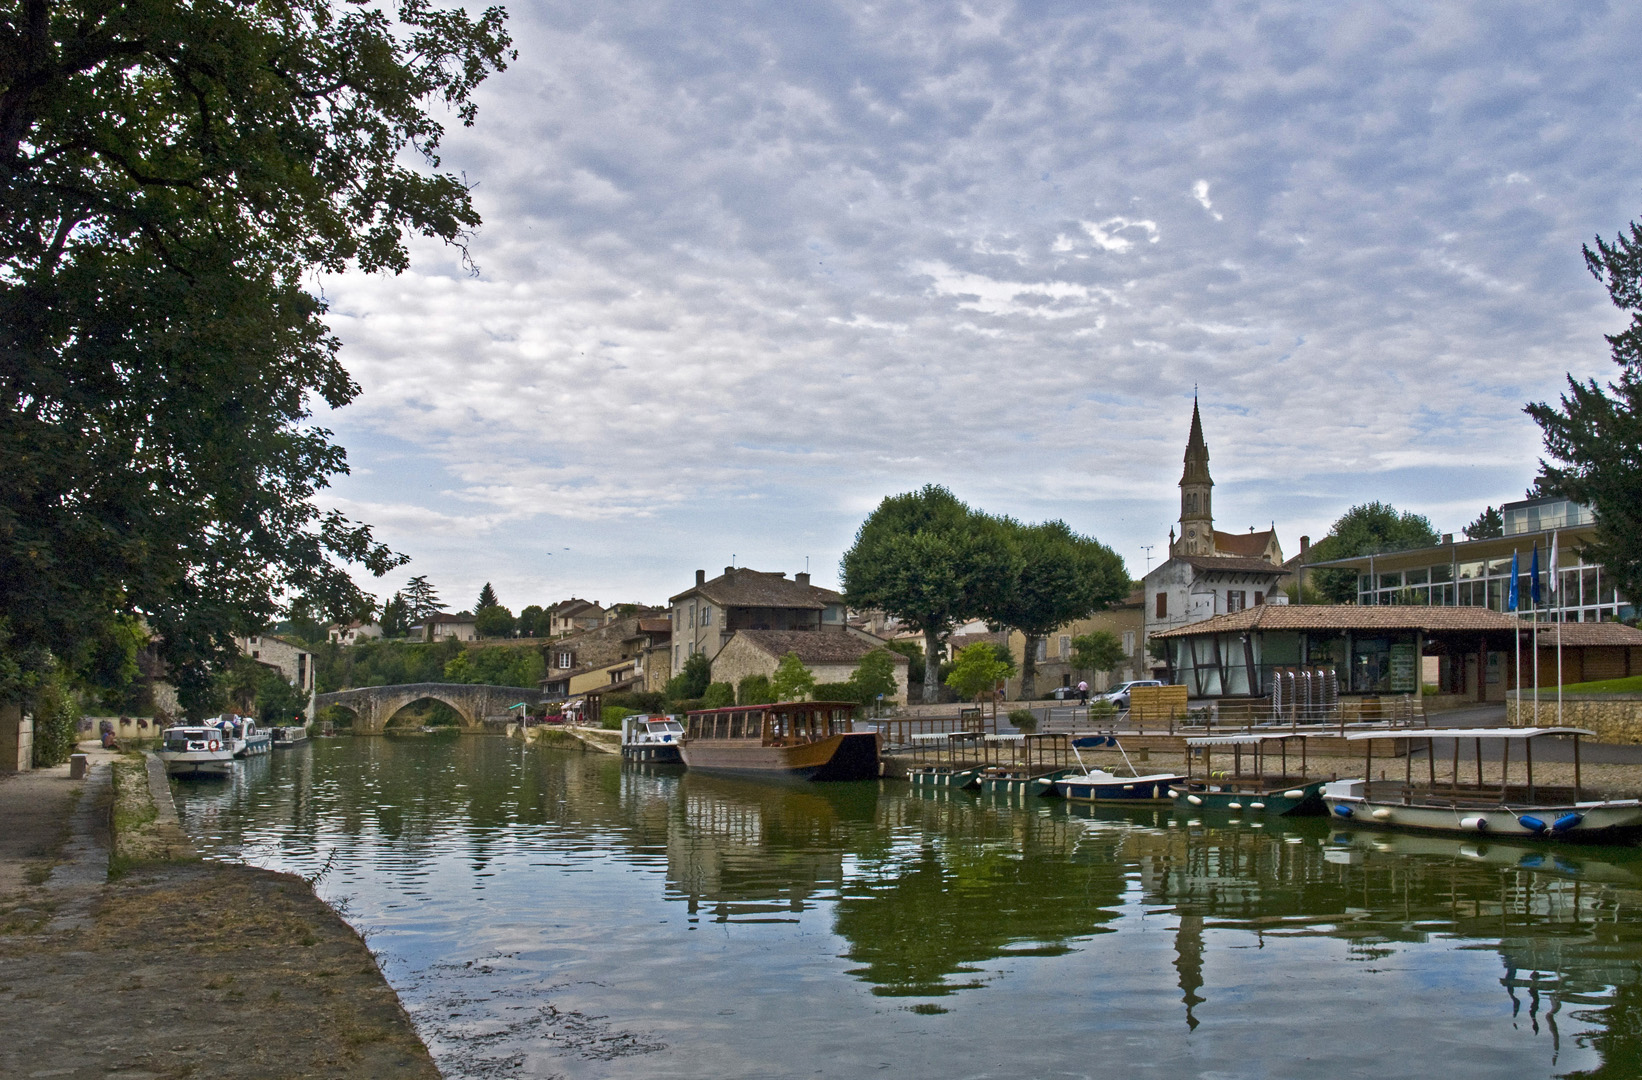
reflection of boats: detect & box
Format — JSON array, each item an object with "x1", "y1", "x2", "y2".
[
  {"x1": 680, "y1": 702, "x2": 879, "y2": 780},
  {"x1": 1323, "y1": 727, "x2": 1642, "y2": 843},
  {"x1": 621, "y1": 715, "x2": 685, "y2": 763},
  {"x1": 1168, "y1": 733, "x2": 1326, "y2": 816},
  {"x1": 157, "y1": 725, "x2": 236, "y2": 777},
  {"x1": 1324, "y1": 829, "x2": 1642, "y2": 886},
  {"x1": 1049, "y1": 737, "x2": 1185, "y2": 803}
]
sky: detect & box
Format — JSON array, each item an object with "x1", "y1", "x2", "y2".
[{"x1": 314, "y1": 0, "x2": 1642, "y2": 614}]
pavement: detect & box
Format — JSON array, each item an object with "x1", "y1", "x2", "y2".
[{"x1": 0, "y1": 741, "x2": 120, "y2": 909}]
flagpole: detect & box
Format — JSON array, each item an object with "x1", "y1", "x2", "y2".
[
  {"x1": 1553, "y1": 530, "x2": 1563, "y2": 727},
  {"x1": 1531, "y1": 541, "x2": 1541, "y2": 728},
  {"x1": 1510, "y1": 548, "x2": 1521, "y2": 723}
]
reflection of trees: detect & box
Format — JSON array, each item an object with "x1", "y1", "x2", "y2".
[{"x1": 832, "y1": 795, "x2": 1125, "y2": 997}]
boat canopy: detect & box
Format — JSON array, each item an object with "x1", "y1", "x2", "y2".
[
  {"x1": 909, "y1": 731, "x2": 985, "y2": 743},
  {"x1": 1187, "y1": 732, "x2": 1315, "y2": 748},
  {"x1": 1343, "y1": 726, "x2": 1595, "y2": 741}
]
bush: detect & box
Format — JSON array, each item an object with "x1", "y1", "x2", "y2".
[
  {"x1": 31, "y1": 668, "x2": 79, "y2": 766},
  {"x1": 813, "y1": 681, "x2": 865, "y2": 705},
  {"x1": 1008, "y1": 707, "x2": 1037, "y2": 733},
  {"x1": 315, "y1": 704, "x2": 356, "y2": 729},
  {"x1": 701, "y1": 682, "x2": 735, "y2": 709},
  {"x1": 666, "y1": 653, "x2": 711, "y2": 702},
  {"x1": 601, "y1": 691, "x2": 666, "y2": 714},
  {"x1": 737, "y1": 674, "x2": 776, "y2": 706},
  {"x1": 601, "y1": 705, "x2": 636, "y2": 730},
  {"x1": 1087, "y1": 700, "x2": 1117, "y2": 721}
]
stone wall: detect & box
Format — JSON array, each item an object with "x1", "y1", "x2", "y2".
[
  {"x1": 1507, "y1": 693, "x2": 1642, "y2": 743},
  {"x1": 0, "y1": 702, "x2": 31, "y2": 771}
]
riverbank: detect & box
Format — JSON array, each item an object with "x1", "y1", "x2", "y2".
[{"x1": 0, "y1": 745, "x2": 440, "y2": 1079}]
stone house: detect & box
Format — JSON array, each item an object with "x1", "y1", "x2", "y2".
[
  {"x1": 547, "y1": 599, "x2": 608, "y2": 637},
  {"x1": 668, "y1": 567, "x2": 848, "y2": 675},
  {"x1": 709, "y1": 629, "x2": 910, "y2": 705},
  {"x1": 1005, "y1": 589, "x2": 1148, "y2": 697},
  {"x1": 540, "y1": 615, "x2": 653, "y2": 698},
  {"x1": 420, "y1": 612, "x2": 478, "y2": 642},
  {"x1": 234, "y1": 633, "x2": 317, "y2": 718},
  {"x1": 327, "y1": 621, "x2": 383, "y2": 646},
  {"x1": 622, "y1": 618, "x2": 674, "y2": 695}
]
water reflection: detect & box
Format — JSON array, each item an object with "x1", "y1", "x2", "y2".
[{"x1": 172, "y1": 738, "x2": 1642, "y2": 1080}]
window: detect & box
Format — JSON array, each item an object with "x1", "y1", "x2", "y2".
[
  {"x1": 1122, "y1": 631, "x2": 1135, "y2": 654},
  {"x1": 1155, "y1": 593, "x2": 1167, "y2": 618},
  {"x1": 702, "y1": 606, "x2": 711, "y2": 626},
  {"x1": 689, "y1": 605, "x2": 695, "y2": 629},
  {"x1": 1227, "y1": 590, "x2": 1246, "y2": 612},
  {"x1": 1035, "y1": 639, "x2": 1047, "y2": 662},
  {"x1": 1058, "y1": 635, "x2": 1071, "y2": 660},
  {"x1": 557, "y1": 651, "x2": 573, "y2": 669},
  {"x1": 1253, "y1": 591, "x2": 1264, "y2": 606}
]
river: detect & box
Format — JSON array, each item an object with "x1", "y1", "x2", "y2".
[{"x1": 173, "y1": 736, "x2": 1642, "y2": 1079}]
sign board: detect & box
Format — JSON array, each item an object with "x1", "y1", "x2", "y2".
[{"x1": 1389, "y1": 643, "x2": 1417, "y2": 693}]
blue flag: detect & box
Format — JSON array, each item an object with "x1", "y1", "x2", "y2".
[
  {"x1": 1507, "y1": 550, "x2": 1520, "y2": 611},
  {"x1": 1530, "y1": 543, "x2": 1541, "y2": 606}
]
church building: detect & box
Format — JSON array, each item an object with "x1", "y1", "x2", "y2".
[{"x1": 1142, "y1": 400, "x2": 1290, "y2": 669}]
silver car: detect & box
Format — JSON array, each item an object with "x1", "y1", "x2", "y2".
[{"x1": 1099, "y1": 680, "x2": 1163, "y2": 709}]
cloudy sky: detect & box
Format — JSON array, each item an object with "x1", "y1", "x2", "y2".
[{"x1": 316, "y1": 0, "x2": 1642, "y2": 613}]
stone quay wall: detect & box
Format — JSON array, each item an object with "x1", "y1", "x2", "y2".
[{"x1": 1507, "y1": 693, "x2": 1642, "y2": 743}]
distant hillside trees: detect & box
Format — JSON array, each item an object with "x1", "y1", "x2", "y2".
[{"x1": 1306, "y1": 502, "x2": 1440, "y2": 603}]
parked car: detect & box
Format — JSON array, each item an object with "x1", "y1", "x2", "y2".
[
  {"x1": 1099, "y1": 680, "x2": 1164, "y2": 709},
  {"x1": 1045, "y1": 686, "x2": 1082, "y2": 701}
]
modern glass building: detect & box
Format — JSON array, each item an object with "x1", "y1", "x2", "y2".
[{"x1": 1307, "y1": 496, "x2": 1631, "y2": 623}]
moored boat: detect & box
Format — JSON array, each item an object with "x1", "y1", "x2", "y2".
[
  {"x1": 272, "y1": 723, "x2": 309, "y2": 748},
  {"x1": 679, "y1": 701, "x2": 879, "y2": 780},
  {"x1": 1168, "y1": 733, "x2": 1327, "y2": 816},
  {"x1": 157, "y1": 725, "x2": 236, "y2": 778},
  {"x1": 977, "y1": 733, "x2": 1079, "y2": 798},
  {"x1": 621, "y1": 715, "x2": 686, "y2": 763},
  {"x1": 232, "y1": 717, "x2": 272, "y2": 757},
  {"x1": 908, "y1": 764, "x2": 982, "y2": 790},
  {"x1": 1048, "y1": 735, "x2": 1185, "y2": 803},
  {"x1": 1322, "y1": 726, "x2": 1642, "y2": 844}
]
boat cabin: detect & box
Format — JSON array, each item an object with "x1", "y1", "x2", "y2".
[
  {"x1": 163, "y1": 727, "x2": 222, "y2": 752},
  {"x1": 684, "y1": 702, "x2": 860, "y2": 745}
]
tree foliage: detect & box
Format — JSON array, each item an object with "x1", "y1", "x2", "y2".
[
  {"x1": 380, "y1": 593, "x2": 410, "y2": 638},
  {"x1": 476, "y1": 583, "x2": 499, "y2": 611},
  {"x1": 737, "y1": 673, "x2": 776, "y2": 706},
  {"x1": 944, "y1": 641, "x2": 1011, "y2": 702},
  {"x1": 666, "y1": 652, "x2": 711, "y2": 702},
  {"x1": 850, "y1": 650, "x2": 900, "y2": 703},
  {"x1": 474, "y1": 604, "x2": 514, "y2": 639},
  {"x1": 1463, "y1": 506, "x2": 1504, "y2": 540},
  {"x1": 1305, "y1": 502, "x2": 1440, "y2": 603},
  {"x1": 982, "y1": 518, "x2": 1128, "y2": 697},
  {"x1": 402, "y1": 576, "x2": 446, "y2": 623},
  {"x1": 1071, "y1": 631, "x2": 1126, "y2": 678},
  {"x1": 840, "y1": 486, "x2": 1016, "y2": 702},
  {"x1": 1528, "y1": 219, "x2": 1642, "y2": 604},
  {"x1": 701, "y1": 681, "x2": 735, "y2": 709},
  {"x1": 771, "y1": 652, "x2": 817, "y2": 702},
  {"x1": 518, "y1": 605, "x2": 545, "y2": 637},
  {"x1": 0, "y1": 0, "x2": 511, "y2": 712}
]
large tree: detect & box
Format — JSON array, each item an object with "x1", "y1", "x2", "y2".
[
  {"x1": 840, "y1": 486, "x2": 1016, "y2": 703},
  {"x1": 0, "y1": 0, "x2": 511, "y2": 712},
  {"x1": 981, "y1": 518, "x2": 1128, "y2": 698},
  {"x1": 1305, "y1": 502, "x2": 1439, "y2": 603},
  {"x1": 1528, "y1": 220, "x2": 1642, "y2": 604}
]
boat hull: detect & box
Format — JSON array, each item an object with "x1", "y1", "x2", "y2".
[
  {"x1": 679, "y1": 731, "x2": 879, "y2": 781},
  {"x1": 979, "y1": 768, "x2": 1075, "y2": 798},
  {"x1": 908, "y1": 766, "x2": 981, "y2": 790},
  {"x1": 1170, "y1": 778, "x2": 1328, "y2": 816},
  {"x1": 1055, "y1": 773, "x2": 1186, "y2": 804},
  {"x1": 235, "y1": 733, "x2": 272, "y2": 758},
  {"x1": 158, "y1": 751, "x2": 235, "y2": 778},
  {"x1": 1323, "y1": 788, "x2": 1642, "y2": 844},
  {"x1": 623, "y1": 743, "x2": 683, "y2": 764}
]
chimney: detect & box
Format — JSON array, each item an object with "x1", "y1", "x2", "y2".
[
  {"x1": 1299, "y1": 535, "x2": 1310, "y2": 557},
  {"x1": 725, "y1": 566, "x2": 735, "y2": 577},
  {"x1": 695, "y1": 569, "x2": 705, "y2": 586},
  {"x1": 1442, "y1": 533, "x2": 1454, "y2": 545},
  {"x1": 795, "y1": 572, "x2": 810, "y2": 586}
]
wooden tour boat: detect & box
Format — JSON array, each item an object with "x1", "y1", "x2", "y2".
[
  {"x1": 1168, "y1": 733, "x2": 1327, "y2": 816},
  {"x1": 680, "y1": 701, "x2": 879, "y2": 780},
  {"x1": 1322, "y1": 726, "x2": 1642, "y2": 843}
]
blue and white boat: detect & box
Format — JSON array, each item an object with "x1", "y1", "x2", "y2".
[{"x1": 1047, "y1": 737, "x2": 1184, "y2": 803}]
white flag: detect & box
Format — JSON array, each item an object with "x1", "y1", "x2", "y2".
[{"x1": 1549, "y1": 531, "x2": 1559, "y2": 593}]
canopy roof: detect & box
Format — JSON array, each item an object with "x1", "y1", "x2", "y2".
[
  {"x1": 1344, "y1": 726, "x2": 1594, "y2": 741},
  {"x1": 1187, "y1": 732, "x2": 1316, "y2": 747}
]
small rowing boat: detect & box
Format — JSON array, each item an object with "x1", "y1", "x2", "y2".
[{"x1": 1169, "y1": 733, "x2": 1327, "y2": 816}]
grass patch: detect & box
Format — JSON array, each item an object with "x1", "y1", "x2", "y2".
[
  {"x1": 1553, "y1": 675, "x2": 1642, "y2": 694},
  {"x1": 108, "y1": 755, "x2": 197, "y2": 876}
]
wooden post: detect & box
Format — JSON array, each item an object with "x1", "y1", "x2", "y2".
[
  {"x1": 1574, "y1": 734, "x2": 1582, "y2": 799},
  {"x1": 1474, "y1": 737, "x2": 1483, "y2": 788},
  {"x1": 1427, "y1": 736, "x2": 1436, "y2": 789},
  {"x1": 1501, "y1": 737, "x2": 1509, "y2": 799},
  {"x1": 1525, "y1": 737, "x2": 1534, "y2": 802}
]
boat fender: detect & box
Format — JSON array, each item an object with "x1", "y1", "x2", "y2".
[
  {"x1": 1186, "y1": 794, "x2": 1203, "y2": 806},
  {"x1": 1371, "y1": 808, "x2": 1393, "y2": 820},
  {"x1": 1227, "y1": 802, "x2": 1242, "y2": 810},
  {"x1": 1152, "y1": 786, "x2": 1160, "y2": 799},
  {"x1": 1168, "y1": 789, "x2": 1181, "y2": 798},
  {"x1": 1460, "y1": 816, "x2": 1489, "y2": 832},
  {"x1": 1517, "y1": 815, "x2": 1548, "y2": 834},
  {"x1": 1552, "y1": 813, "x2": 1584, "y2": 833},
  {"x1": 1332, "y1": 804, "x2": 1354, "y2": 819},
  {"x1": 1282, "y1": 790, "x2": 1305, "y2": 800},
  {"x1": 1037, "y1": 777, "x2": 1056, "y2": 786},
  {"x1": 1250, "y1": 802, "x2": 1266, "y2": 810}
]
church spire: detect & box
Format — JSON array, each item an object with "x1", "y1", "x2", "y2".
[{"x1": 1173, "y1": 396, "x2": 1216, "y2": 557}]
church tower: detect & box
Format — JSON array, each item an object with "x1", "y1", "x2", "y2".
[{"x1": 1173, "y1": 398, "x2": 1216, "y2": 557}]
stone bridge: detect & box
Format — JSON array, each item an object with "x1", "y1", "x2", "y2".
[{"x1": 314, "y1": 683, "x2": 560, "y2": 733}]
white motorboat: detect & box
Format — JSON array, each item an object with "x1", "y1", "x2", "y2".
[
  {"x1": 620, "y1": 715, "x2": 685, "y2": 763},
  {"x1": 1321, "y1": 726, "x2": 1642, "y2": 844},
  {"x1": 157, "y1": 726, "x2": 236, "y2": 778}
]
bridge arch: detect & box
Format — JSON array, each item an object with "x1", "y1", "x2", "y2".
[{"x1": 313, "y1": 683, "x2": 558, "y2": 735}]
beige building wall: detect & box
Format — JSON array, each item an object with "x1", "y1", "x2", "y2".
[
  {"x1": 709, "y1": 636, "x2": 909, "y2": 704},
  {"x1": 1005, "y1": 605, "x2": 1147, "y2": 698}
]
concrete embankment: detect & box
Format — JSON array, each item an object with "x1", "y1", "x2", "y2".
[{"x1": 0, "y1": 745, "x2": 441, "y2": 1079}]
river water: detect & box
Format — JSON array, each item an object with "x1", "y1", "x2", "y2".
[{"x1": 173, "y1": 736, "x2": 1642, "y2": 1079}]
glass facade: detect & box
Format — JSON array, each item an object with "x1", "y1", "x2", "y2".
[{"x1": 1355, "y1": 548, "x2": 1630, "y2": 622}]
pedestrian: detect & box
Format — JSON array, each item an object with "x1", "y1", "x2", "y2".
[{"x1": 1077, "y1": 680, "x2": 1089, "y2": 704}]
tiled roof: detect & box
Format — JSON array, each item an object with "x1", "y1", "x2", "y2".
[
  {"x1": 1151, "y1": 604, "x2": 1524, "y2": 638},
  {"x1": 730, "y1": 629, "x2": 902, "y2": 665},
  {"x1": 1178, "y1": 555, "x2": 1290, "y2": 575},
  {"x1": 635, "y1": 618, "x2": 672, "y2": 633},
  {"x1": 1213, "y1": 529, "x2": 1277, "y2": 558},
  {"x1": 1536, "y1": 622, "x2": 1642, "y2": 647},
  {"x1": 672, "y1": 568, "x2": 843, "y2": 608}
]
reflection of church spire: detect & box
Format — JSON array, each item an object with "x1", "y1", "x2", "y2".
[
  {"x1": 1173, "y1": 397, "x2": 1216, "y2": 558},
  {"x1": 1174, "y1": 912, "x2": 1204, "y2": 1030}
]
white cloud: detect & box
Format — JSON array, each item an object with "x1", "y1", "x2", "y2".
[
  {"x1": 1078, "y1": 217, "x2": 1160, "y2": 253},
  {"x1": 1193, "y1": 179, "x2": 1224, "y2": 221}
]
